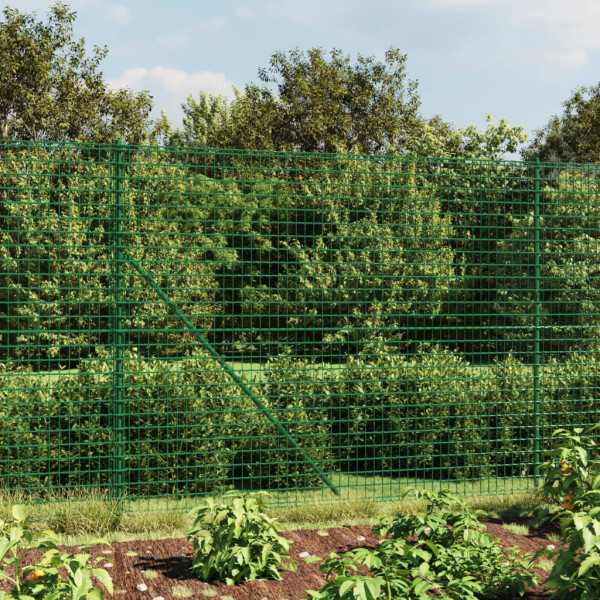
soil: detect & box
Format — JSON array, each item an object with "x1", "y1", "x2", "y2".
[{"x1": 0, "y1": 518, "x2": 565, "y2": 599}]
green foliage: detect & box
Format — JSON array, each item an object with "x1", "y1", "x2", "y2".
[
  {"x1": 169, "y1": 91, "x2": 241, "y2": 150},
  {"x1": 234, "y1": 357, "x2": 335, "y2": 490},
  {"x1": 0, "y1": 2, "x2": 151, "y2": 143},
  {"x1": 410, "y1": 114, "x2": 528, "y2": 161},
  {"x1": 5, "y1": 142, "x2": 600, "y2": 365},
  {"x1": 5, "y1": 346, "x2": 600, "y2": 494},
  {"x1": 173, "y1": 47, "x2": 423, "y2": 155},
  {"x1": 329, "y1": 346, "x2": 491, "y2": 479},
  {"x1": 523, "y1": 83, "x2": 600, "y2": 163},
  {"x1": 198, "y1": 157, "x2": 460, "y2": 358},
  {"x1": 0, "y1": 349, "x2": 336, "y2": 494},
  {"x1": 493, "y1": 171, "x2": 600, "y2": 358},
  {"x1": 0, "y1": 504, "x2": 113, "y2": 600},
  {"x1": 538, "y1": 426, "x2": 600, "y2": 599},
  {"x1": 186, "y1": 492, "x2": 295, "y2": 585},
  {"x1": 0, "y1": 350, "x2": 237, "y2": 494},
  {"x1": 306, "y1": 488, "x2": 537, "y2": 600},
  {"x1": 0, "y1": 146, "x2": 219, "y2": 365},
  {"x1": 540, "y1": 426, "x2": 600, "y2": 507}
]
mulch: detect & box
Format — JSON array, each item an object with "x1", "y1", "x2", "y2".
[{"x1": 0, "y1": 518, "x2": 565, "y2": 599}]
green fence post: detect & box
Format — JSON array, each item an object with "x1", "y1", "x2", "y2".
[
  {"x1": 112, "y1": 140, "x2": 125, "y2": 501},
  {"x1": 534, "y1": 157, "x2": 541, "y2": 476}
]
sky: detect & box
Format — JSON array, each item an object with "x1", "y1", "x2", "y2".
[{"x1": 8, "y1": 0, "x2": 600, "y2": 149}]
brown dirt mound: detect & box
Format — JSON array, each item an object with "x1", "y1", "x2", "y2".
[{"x1": 0, "y1": 519, "x2": 564, "y2": 599}]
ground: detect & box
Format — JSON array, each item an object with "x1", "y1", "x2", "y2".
[{"x1": 0, "y1": 518, "x2": 562, "y2": 599}]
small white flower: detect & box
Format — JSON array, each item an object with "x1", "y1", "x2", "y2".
[
  {"x1": 356, "y1": 535, "x2": 366, "y2": 542},
  {"x1": 546, "y1": 544, "x2": 556, "y2": 550}
]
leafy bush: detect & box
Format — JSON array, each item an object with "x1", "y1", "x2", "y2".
[
  {"x1": 0, "y1": 146, "x2": 220, "y2": 366},
  {"x1": 187, "y1": 492, "x2": 295, "y2": 584},
  {"x1": 329, "y1": 346, "x2": 491, "y2": 479},
  {"x1": 0, "y1": 350, "x2": 239, "y2": 495},
  {"x1": 232, "y1": 357, "x2": 335, "y2": 490},
  {"x1": 0, "y1": 505, "x2": 113, "y2": 600},
  {"x1": 306, "y1": 488, "x2": 537, "y2": 600},
  {"x1": 492, "y1": 171, "x2": 600, "y2": 360},
  {"x1": 537, "y1": 426, "x2": 600, "y2": 599}
]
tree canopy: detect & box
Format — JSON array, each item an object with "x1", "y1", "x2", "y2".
[
  {"x1": 523, "y1": 84, "x2": 600, "y2": 163},
  {"x1": 169, "y1": 46, "x2": 527, "y2": 160},
  {"x1": 171, "y1": 47, "x2": 424, "y2": 154},
  {"x1": 0, "y1": 1, "x2": 152, "y2": 143}
]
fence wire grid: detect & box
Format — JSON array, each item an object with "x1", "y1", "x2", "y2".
[{"x1": 1, "y1": 139, "x2": 600, "y2": 510}]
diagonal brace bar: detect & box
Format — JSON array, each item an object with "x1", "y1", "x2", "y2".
[{"x1": 121, "y1": 249, "x2": 340, "y2": 496}]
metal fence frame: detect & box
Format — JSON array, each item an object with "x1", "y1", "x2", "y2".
[{"x1": 1, "y1": 139, "x2": 599, "y2": 510}]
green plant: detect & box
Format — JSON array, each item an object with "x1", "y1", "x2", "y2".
[
  {"x1": 542, "y1": 501, "x2": 600, "y2": 599},
  {"x1": 141, "y1": 569, "x2": 158, "y2": 579},
  {"x1": 502, "y1": 523, "x2": 530, "y2": 536},
  {"x1": 306, "y1": 489, "x2": 537, "y2": 600},
  {"x1": 539, "y1": 426, "x2": 600, "y2": 508},
  {"x1": 538, "y1": 426, "x2": 600, "y2": 599},
  {"x1": 186, "y1": 492, "x2": 296, "y2": 585},
  {"x1": 0, "y1": 505, "x2": 113, "y2": 600},
  {"x1": 536, "y1": 559, "x2": 555, "y2": 572},
  {"x1": 171, "y1": 585, "x2": 193, "y2": 599}
]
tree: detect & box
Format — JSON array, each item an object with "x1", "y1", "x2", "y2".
[
  {"x1": 168, "y1": 91, "x2": 238, "y2": 148},
  {"x1": 411, "y1": 114, "x2": 527, "y2": 160},
  {"x1": 172, "y1": 47, "x2": 424, "y2": 154},
  {"x1": 523, "y1": 84, "x2": 600, "y2": 163},
  {"x1": 0, "y1": 2, "x2": 152, "y2": 143}
]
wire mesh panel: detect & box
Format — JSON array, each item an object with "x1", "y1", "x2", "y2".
[
  {"x1": 1, "y1": 140, "x2": 600, "y2": 511},
  {"x1": 0, "y1": 141, "x2": 114, "y2": 497}
]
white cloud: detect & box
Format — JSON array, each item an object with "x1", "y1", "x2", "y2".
[
  {"x1": 413, "y1": 0, "x2": 600, "y2": 82},
  {"x1": 512, "y1": 0, "x2": 600, "y2": 50},
  {"x1": 107, "y1": 4, "x2": 130, "y2": 25},
  {"x1": 107, "y1": 66, "x2": 236, "y2": 125},
  {"x1": 234, "y1": 7, "x2": 256, "y2": 19},
  {"x1": 197, "y1": 17, "x2": 227, "y2": 34},
  {"x1": 157, "y1": 33, "x2": 192, "y2": 50}
]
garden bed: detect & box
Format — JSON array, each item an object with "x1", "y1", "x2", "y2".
[{"x1": 0, "y1": 519, "x2": 564, "y2": 599}]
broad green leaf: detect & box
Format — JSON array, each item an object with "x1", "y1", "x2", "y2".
[
  {"x1": 338, "y1": 578, "x2": 355, "y2": 597},
  {"x1": 578, "y1": 553, "x2": 600, "y2": 576},
  {"x1": 93, "y1": 568, "x2": 114, "y2": 595},
  {"x1": 11, "y1": 505, "x2": 26, "y2": 522}
]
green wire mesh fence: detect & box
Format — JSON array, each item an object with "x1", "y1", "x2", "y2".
[{"x1": 1, "y1": 139, "x2": 600, "y2": 511}]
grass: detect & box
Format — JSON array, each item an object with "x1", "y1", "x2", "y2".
[
  {"x1": 536, "y1": 559, "x2": 555, "y2": 572},
  {"x1": 546, "y1": 532, "x2": 562, "y2": 543},
  {"x1": 141, "y1": 569, "x2": 159, "y2": 579},
  {"x1": 502, "y1": 522, "x2": 530, "y2": 536},
  {"x1": 171, "y1": 585, "x2": 193, "y2": 598},
  {"x1": 0, "y1": 477, "x2": 548, "y2": 548}
]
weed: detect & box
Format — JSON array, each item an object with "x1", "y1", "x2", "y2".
[
  {"x1": 171, "y1": 585, "x2": 193, "y2": 598},
  {"x1": 502, "y1": 522, "x2": 530, "y2": 536},
  {"x1": 141, "y1": 569, "x2": 158, "y2": 579}
]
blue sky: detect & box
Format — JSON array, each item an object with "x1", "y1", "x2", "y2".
[{"x1": 10, "y1": 0, "x2": 600, "y2": 148}]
